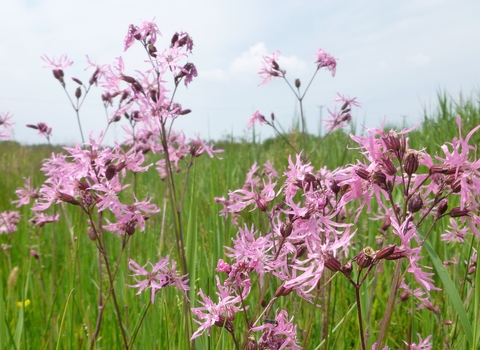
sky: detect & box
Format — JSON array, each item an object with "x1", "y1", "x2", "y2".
[{"x1": 1, "y1": 0, "x2": 479, "y2": 145}]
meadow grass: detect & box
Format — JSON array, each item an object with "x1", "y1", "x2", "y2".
[{"x1": 1, "y1": 91, "x2": 480, "y2": 349}]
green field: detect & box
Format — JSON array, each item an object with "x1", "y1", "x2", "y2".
[{"x1": 1, "y1": 91, "x2": 480, "y2": 349}]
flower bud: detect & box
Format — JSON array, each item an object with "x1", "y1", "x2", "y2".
[
  {"x1": 280, "y1": 222, "x2": 293, "y2": 238},
  {"x1": 295, "y1": 78, "x2": 301, "y2": 88},
  {"x1": 451, "y1": 177, "x2": 462, "y2": 193},
  {"x1": 468, "y1": 265, "x2": 476, "y2": 275},
  {"x1": 72, "y1": 77, "x2": 83, "y2": 85},
  {"x1": 105, "y1": 165, "x2": 117, "y2": 180},
  {"x1": 57, "y1": 191, "x2": 81, "y2": 206},
  {"x1": 375, "y1": 244, "x2": 396, "y2": 260},
  {"x1": 255, "y1": 197, "x2": 268, "y2": 212},
  {"x1": 436, "y1": 199, "x2": 448, "y2": 217},
  {"x1": 88, "y1": 227, "x2": 97, "y2": 241},
  {"x1": 274, "y1": 284, "x2": 294, "y2": 298},
  {"x1": 381, "y1": 216, "x2": 391, "y2": 231},
  {"x1": 214, "y1": 315, "x2": 234, "y2": 334},
  {"x1": 126, "y1": 222, "x2": 136, "y2": 235},
  {"x1": 148, "y1": 43, "x2": 157, "y2": 57},
  {"x1": 404, "y1": 153, "x2": 419, "y2": 176},
  {"x1": 449, "y1": 207, "x2": 470, "y2": 218},
  {"x1": 295, "y1": 244, "x2": 307, "y2": 259},
  {"x1": 30, "y1": 250, "x2": 40, "y2": 260},
  {"x1": 400, "y1": 290, "x2": 410, "y2": 302},
  {"x1": 356, "y1": 247, "x2": 375, "y2": 269},
  {"x1": 382, "y1": 135, "x2": 401, "y2": 152},
  {"x1": 429, "y1": 165, "x2": 448, "y2": 174},
  {"x1": 383, "y1": 247, "x2": 407, "y2": 260},
  {"x1": 75, "y1": 87, "x2": 82, "y2": 99},
  {"x1": 271, "y1": 112, "x2": 275, "y2": 121},
  {"x1": 246, "y1": 337, "x2": 258, "y2": 350},
  {"x1": 330, "y1": 179, "x2": 340, "y2": 194},
  {"x1": 180, "y1": 109, "x2": 191, "y2": 115},
  {"x1": 372, "y1": 171, "x2": 387, "y2": 186},
  {"x1": 341, "y1": 261, "x2": 352, "y2": 278},
  {"x1": 382, "y1": 157, "x2": 397, "y2": 176},
  {"x1": 408, "y1": 193, "x2": 423, "y2": 213},
  {"x1": 325, "y1": 256, "x2": 342, "y2": 272},
  {"x1": 355, "y1": 168, "x2": 370, "y2": 180}
]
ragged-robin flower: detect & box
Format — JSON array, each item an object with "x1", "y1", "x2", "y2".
[
  {"x1": 258, "y1": 51, "x2": 286, "y2": 85},
  {"x1": 250, "y1": 309, "x2": 301, "y2": 350}
]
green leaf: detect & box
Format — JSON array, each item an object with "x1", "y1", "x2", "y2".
[{"x1": 424, "y1": 239, "x2": 473, "y2": 345}]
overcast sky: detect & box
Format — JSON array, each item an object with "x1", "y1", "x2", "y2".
[{"x1": 1, "y1": 0, "x2": 479, "y2": 145}]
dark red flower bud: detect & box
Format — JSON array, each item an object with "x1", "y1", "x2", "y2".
[
  {"x1": 381, "y1": 216, "x2": 392, "y2": 231},
  {"x1": 451, "y1": 177, "x2": 462, "y2": 193},
  {"x1": 330, "y1": 179, "x2": 341, "y2": 194},
  {"x1": 436, "y1": 199, "x2": 448, "y2": 217},
  {"x1": 372, "y1": 171, "x2": 387, "y2": 186},
  {"x1": 383, "y1": 247, "x2": 407, "y2": 260},
  {"x1": 356, "y1": 247, "x2": 375, "y2": 269},
  {"x1": 88, "y1": 227, "x2": 97, "y2": 241},
  {"x1": 295, "y1": 244, "x2": 307, "y2": 259},
  {"x1": 75, "y1": 87, "x2": 82, "y2": 99},
  {"x1": 271, "y1": 113, "x2": 275, "y2": 121},
  {"x1": 382, "y1": 157, "x2": 397, "y2": 176},
  {"x1": 148, "y1": 43, "x2": 157, "y2": 57},
  {"x1": 375, "y1": 244, "x2": 396, "y2": 260},
  {"x1": 126, "y1": 222, "x2": 136, "y2": 235},
  {"x1": 71, "y1": 77, "x2": 83, "y2": 85},
  {"x1": 468, "y1": 265, "x2": 476, "y2": 275},
  {"x1": 89, "y1": 68, "x2": 99, "y2": 86},
  {"x1": 400, "y1": 290, "x2": 410, "y2": 302},
  {"x1": 56, "y1": 191, "x2": 80, "y2": 206},
  {"x1": 341, "y1": 261, "x2": 353, "y2": 278},
  {"x1": 325, "y1": 256, "x2": 342, "y2": 272},
  {"x1": 449, "y1": 207, "x2": 470, "y2": 218},
  {"x1": 105, "y1": 165, "x2": 117, "y2": 180},
  {"x1": 274, "y1": 284, "x2": 294, "y2": 297},
  {"x1": 280, "y1": 222, "x2": 293, "y2": 238},
  {"x1": 355, "y1": 168, "x2": 370, "y2": 180},
  {"x1": 408, "y1": 193, "x2": 423, "y2": 213},
  {"x1": 429, "y1": 165, "x2": 448, "y2": 174},
  {"x1": 404, "y1": 153, "x2": 419, "y2": 176},
  {"x1": 245, "y1": 337, "x2": 258, "y2": 350},
  {"x1": 295, "y1": 78, "x2": 301, "y2": 88}
]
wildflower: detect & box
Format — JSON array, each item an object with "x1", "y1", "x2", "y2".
[
  {"x1": 128, "y1": 256, "x2": 189, "y2": 304},
  {"x1": 258, "y1": 51, "x2": 286, "y2": 85},
  {"x1": 17, "y1": 299, "x2": 31, "y2": 308},
  {"x1": 228, "y1": 179, "x2": 277, "y2": 212},
  {"x1": 314, "y1": 48, "x2": 337, "y2": 76},
  {"x1": 29, "y1": 213, "x2": 59, "y2": 228},
  {"x1": 250, "y1": 309, "x2": 301, "y2": 350},
  {"x1": 191, "y1": 277, "x2": 245, "y2": 339},
  {"x1": 247, "y1": 110, "x2": 269, "y2": 130},
  {"x1": 0, "y1": 111, "x2": 14, "y2": 140},
  {"x1": 0, "y1": 211, "x2": 21, "y2": 234},
  {"x1": 12, "y1": 177, "x2": 39, "y2": 207},
  {"x1": 26, "y1": 122, "x2": 52, "y2": 140},
  {"x1": 403, "y1": 334, "x2": 432, "y2": 350},
  {"x1": 440, "y1": 218, "x2": 469, "y2": 242}
]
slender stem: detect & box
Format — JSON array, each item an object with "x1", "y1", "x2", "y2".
[
  {"x1": 355, "y1": 286, "x2": 367, "y2": 350},
  {"x1": 128, "y1": 302, "x2": 152, "y2": 348}
]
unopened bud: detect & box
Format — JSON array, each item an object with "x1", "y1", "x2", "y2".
[
  {"x1": 148, "y1": 43, "x2": 157, "y2": 57},
  {"x1": 295, "y1": 244, "x2": 307, "y2": 259},
  {"x1": 408, "y1": 193, "x2": 423, "y2": 213},
  {"x1": 71, "y1": 77, "x2": 83, "y2": 85},
  {"x1": 295, "y1": 78, "x2": 301, "y2": 88},
  {"x1": 271, "y1": 112, "x2": 275, "y2": 121},
  {"x1": 468, "y1": 265, "x2": 476, "y2": 275},
  {"x1": 325, "y1": 257, "x2": 342, "y2": 272},
  {"x1": 400, "y1": 290, "x2": 410, "y2": 302},
  {"x1": 449, "y1": 207, "x2": 470, "y2": 218},
  {"x1": 381, "y1": 216, "x2": 392, "y2": 231},
  {"x1": 356, "y1": 247, "x2": 375, "y2": 269},
  {"x1": 180, "y1": 109, "x2": 191, "y2": 115},
  {"x1": 372, "y1": 171, "x2": 387, "y2": 186},
  {"x1": 274, "y1": 284, "x2": 294, "y2": 297},
  {"x1": 88, "y1": 227, "x2": 97, "y2": 241},
  {"x1": 451, "y1": 177, "x2": 462, "y2": 193},
  {"x1": 246, "y1": 337, "x2": 258, "y2": 350},
  {"x1": 125, "y1": 222, "x2": 136, "y2": 235},
  {"x1": 436, "y1": 199, "x2": 448, "y2": 217},
  {"x1": 105, "y1": 165, "x2": 116, "y2": 180},
  {"x1": 341, "y1": 261, "x2": 352, "y2": 278},
  {"x1": 382, "y1": 135, "x2": 401, "y2": 152},
  {"x1": 383, "y1": 247, "x2": 407, "y2": 260},
  {"x1": 375, "y1": 244, "x2": 396, "y2": 260},
  {"x1": 330, "y1": 179, "x2": 340, "y2": 194},
  {"x1": 30, "y1": 250, "x2": 40, "y2": 260},
  {"x1": 75, "y1": 87, "x2": 82, "y2": 99},
  {"x1": 57, "y1": 192, "x2": 81, "y2": 206},
  {"x1": 280, "y1": 222, "x2": 293, "y2": 238},
  {"x1": 355, "y1": 168, "x2": 370, "y2": 180},
  {"x1": 382, "y1": 157, "x2": 397, "y2": 176},
  {"x1": 255, "y1": 198, "x2": 268, "y2": 212},
  {"x1": 404, "y1": 153, "x2": 419, "y2": 176}
]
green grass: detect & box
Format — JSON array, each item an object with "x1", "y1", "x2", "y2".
[{"x1": 1, "y1": 91, "x2": 480, "y2": 349}]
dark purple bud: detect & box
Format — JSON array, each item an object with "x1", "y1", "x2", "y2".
[
  {"x1": 271, "y1": 112, "x2": 275, "y2": 121},
  {"x1": 71, "y1": 77, "x2": 83, "y2": 85},
  {"x1": 295, "y1": 78, "x2": 301, "y2": 88},
  {"x1": 436, "y1": 199, "x2": 448, "y2": 217},
  {"x1": 355, "y1": 168, "x2": 371, "y2": 180},
  {"x1": 449, "y1": 207, "x2": 470, "y2": 218},
  {"x1": 180, "y1": 109, "x2": 191, "y2": 115},
  {"x1": 408, "y1": 193, "x2": 423, "y2": 213},
  {"x1": 383, "y1": 247, "x2": 407, "y2": 260},
  {"x1": 274, "y1": 284, "x2": 294, "y2": 298},
  {"x1": 382, "y1": 157, "x2": 397, "y2": 176},
  {"x1": 171, "y1": 32, "x2": 179, "y2": 46},
  {"x1": 341, "y1": 261, "x2": 353, "y2": 278},
  {"x1": 30, "y1": 250, "x2": 40, "y2": 260},
  {"x1": 89, "y1": 68, "x2": 99, "y2": 86},
  {"x1": 372, "y1": 171, "x2": 387, "y2": 186},
  {"x1": 88, "y1": 227, "x2": 97, "y2": 241},
  {"x1": 400, "y1": 290, "x2": 410, "y2": 302},
  {"x1": 375, "y1": 244, "x2": 396, "y2": 260},
  {"x1": 295, "y1": 244, "x2": 307, "y2": 259},
  {"x1": 429, "y1": 165, "x2": 448, "y2": 174},
  {"x1": 57, "y1": 192, "x2": 80, "y2": 206},
  {"x1": 325, "y1": 256, "x2": 342, "y2": 272},
  {"x1": 381, "y1": 216, "x2": 391, "y2": 231},
  {"x1": 148, "y1": 43, "x2": 157, "y2": 57},
  {"x1": 356, "y1": 248, "x2": 375, "y2": 269},
  {"x1": 468, "y1": 265, "x2": 476, "y2": 275},
  {"x1": 451, "y1": 178, "x2": 462, "y2": 193},
  {"x1": 105, "y1": 165, "x2": 116, "y2": 180},
  {"x1": 26, "y1": 124, "x2": 39, "y2": 130},
  {"x1": 330, "y1": 179, "x2": 341, "y2": 194},
  {"x1": 382, "y1": 135, "x2": 401, "y2": 152},
  {"x1": 246, "y1": 337, "x2": 258, "y2": 350},
  {"x1": 404, "y1": 153, "x2": 419, "y2": 176},
  {"x1": 280, "y1": 222, "x2": 293, "y2": 238},
  {"x1": 75, "y1": 87, "x2": 82, "y2": 99}
]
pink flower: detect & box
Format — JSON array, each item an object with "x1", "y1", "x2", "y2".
[
  {"x1": 41, "y1": 54, "x2": 73, "y2": 70},
  {"x1": 191, "y1": 277, "x2": 245, "y2": 339},
  {"x1": 26, "y1": 122, "x2": 52, "y2": 139},
  {"x1": 128, "y1": 256, "x2": 189, "y2": 304},
  {"x1": 403, "y1": 334, "x2": 432, "y2": 350},
  {"x1": 0, "y1": 112, "x2": 14, "y2": 140},
  {"x1": 0, "y1": 211, "x2": 21, "y2": 234},
  {"x1": 314, "y1": 48, "x2": 337, "y2": 76},
  {"x1": 12, "y1": 177, "x2": 39, "y2": 207},
  {"x1": 247, "y1": 110, "x2": 269, "y2": 130},
  {"x1": 250, "y1": 309, "x2": 301, "y2": 350},
  {"x1": 441, "y1": 218, "x2": 469, "y2": 242},
  {"x1": 29, "y1": 213, "x2": 59, "y2": 227},
  {"x1": 228, "y1": 180, "x2": 277, "y2": 212},
  {"x1": 258, "y1": 51, "x2": 286, "y2": 85}
]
